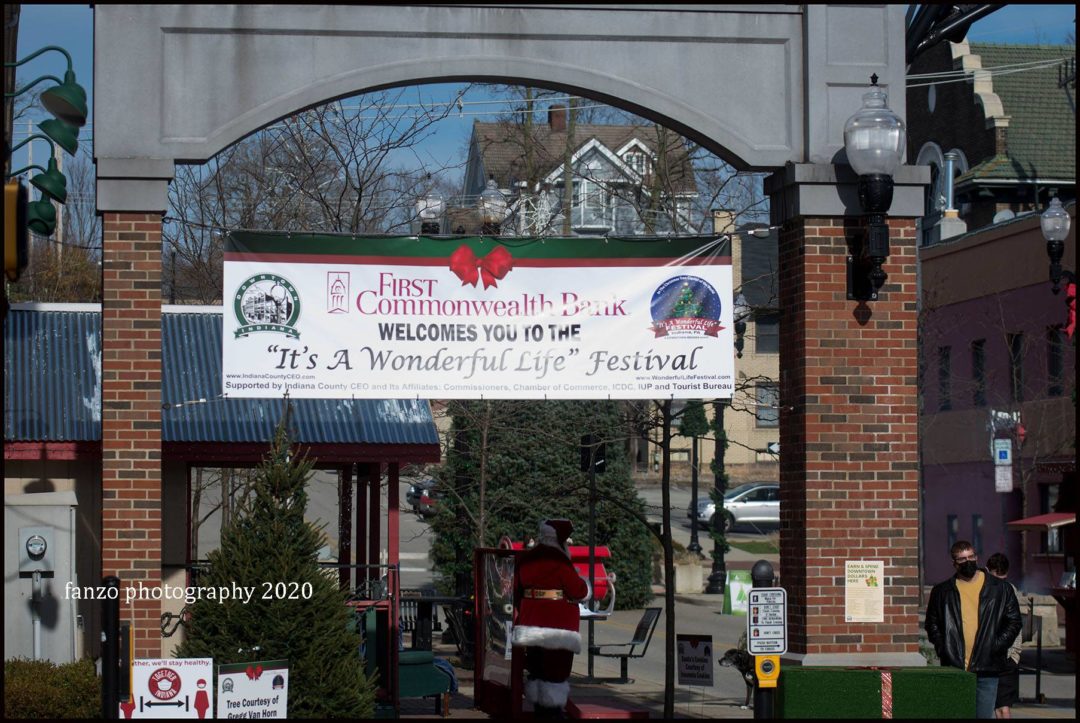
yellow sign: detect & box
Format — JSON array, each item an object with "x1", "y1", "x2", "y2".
[{"x1": 755, "y1": 654, "x2": 780, "y2": 688}]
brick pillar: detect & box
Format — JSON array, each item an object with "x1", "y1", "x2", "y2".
[
  {"x1": 778, "y1": 215, "x2": 923, "y2": 665},
  {"x1": 101, "y1": 212, "x2": 163, "y2": 659}
]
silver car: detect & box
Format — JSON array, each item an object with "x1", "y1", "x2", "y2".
[{"x1": 687, "y1": 482, "x2": 779, "y2": 532}]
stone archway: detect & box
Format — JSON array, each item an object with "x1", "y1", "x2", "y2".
[{"x1": 93, "y1": 4, "x2": 927, "y2": 665}]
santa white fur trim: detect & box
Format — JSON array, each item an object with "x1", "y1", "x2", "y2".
[
  {"x1": 524, "y1": 677, "x2": 540, "y2": 705},
  {"x1": 512, "y1": 625, "x2": 582, "y2": 653},
  {"x1": 535, "y1": 680, "x2": 571, "y2": 709}
]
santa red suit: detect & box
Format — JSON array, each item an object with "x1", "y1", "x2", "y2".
[{"x1": 512, "y1": 519, "x2": 588, "y2": 714}]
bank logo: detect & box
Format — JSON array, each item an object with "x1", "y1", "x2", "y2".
[
  {"x1": 328, "y1": 272, "x2": 350, "y2": 313},
  {"x1": 649, "y1": 275, "x2": 723, "y2": 338},
  {"x1": 234, "y1": 273, "x2": 301, "y2": 338}
]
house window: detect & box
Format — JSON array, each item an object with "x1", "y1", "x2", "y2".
[
  {"x1": 1008, "y1": 333, "x2": 1024, "y2": 403},
  {"x1": 972, "y1": 339, "x2": 986, "y2": 407},
  {"x1": 1048, "y1": 328, "x2": 1064, "y2": 397},
  {"x1": 1040, "y1": 484, "x2": 1062, "y2": 554},
  {"x1": 972, "y1": 514, "x2": 983, "y2": 556},
  {"x1": 947, "y1": 514, "x2": 959, "y2": 550},
  {"x1": 624, "y1": 151, "x2": 648, "y2": 176},
  {"x1": 755, "y1": 383, "x2": 779, "y2": 428},
  {"x1": 756, "y1": 313, "x2": 779, "y2": 354},
  {"x1": 575, "y1": 177, "x2": 610, "y2": 229},
  {"x1": 938, "y1": 346, "x2": 951, "y2": 411}
]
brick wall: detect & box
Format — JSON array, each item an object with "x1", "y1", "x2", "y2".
[
  {"x1": 101, "y1": 213, "x2": 163, "y2": 658},
  {"x1": 778, "y1": 216, "x2": 921, "y2": 657}
]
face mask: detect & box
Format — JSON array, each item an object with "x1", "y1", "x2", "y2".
[{"x1": 957, "y1": 561, "x2": 978, "y2": 578}]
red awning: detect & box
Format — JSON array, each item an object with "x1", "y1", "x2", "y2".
[{"x1": 1006, "y1": 512, "x2": 1076, "y2": 531}]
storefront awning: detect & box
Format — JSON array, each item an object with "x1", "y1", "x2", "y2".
[{"x1": 1006, "y1": 512, "x2": 1076, "y2": 531}]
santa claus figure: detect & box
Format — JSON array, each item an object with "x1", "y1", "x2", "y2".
[{"x1": 511, "y1": 518, "x2": 589, "y2": 717}]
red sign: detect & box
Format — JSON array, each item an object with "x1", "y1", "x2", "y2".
[{"x1": 149, "y1": 667, "x2": 181, "y2": 701}]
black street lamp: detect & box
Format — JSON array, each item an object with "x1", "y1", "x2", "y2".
[
  {"x1": 843, "y1": 74, "x2": 906, "y2": 302},
  {"x1": 705, "y1": 398, "x2": 729, "y2": 594},
  {"x1": 1041, "y1": 197, "x2": 1073, "y2": 295}
]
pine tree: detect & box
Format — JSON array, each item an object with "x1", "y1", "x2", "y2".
[
  {"x1": 176, "y1": 416, "x2": 374, "y2": 718},
  {"x1": 431, "y1": 400, "x2": 654, "y2": 608}
]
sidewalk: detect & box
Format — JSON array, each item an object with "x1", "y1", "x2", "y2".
[{"x1": 401, "y1": 614, "x2": 1074, "y2": 720}]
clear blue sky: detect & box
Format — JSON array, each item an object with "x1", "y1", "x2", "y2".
[{"x1": 11, "y1": 4, "x2": 1078, "y2": 178}]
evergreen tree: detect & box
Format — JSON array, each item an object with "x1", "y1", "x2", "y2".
[
  {"x1": 431, "y1": 400, "x2": 654, "y2": 609},
  {"x1": 176, "y1": 416, "x2": 374, "y2": 718}
]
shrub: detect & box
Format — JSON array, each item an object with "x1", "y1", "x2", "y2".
[{"x1": 4, "y1": 657, "x2": 101, "y2": 719}]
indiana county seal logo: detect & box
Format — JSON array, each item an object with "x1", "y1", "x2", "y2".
[
  {"x1": 649, "y1": 275, "x2": 723, "y2": 338},
  {"x1": 234, "y1": 274, "x2": 301, "y2": 338}
]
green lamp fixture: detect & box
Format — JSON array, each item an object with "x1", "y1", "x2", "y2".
[
  {"x1": 28, "y1": 158, "x2": 68, "y2": 205},
  {"x1": 27, "y1": 195, "x2": 57, "y2": 236},
  {"x1": 8, "y1": 136, "x2": 69, "y2": 204},
  {"x1": 40, "y1": 69, "x2": 89, "y2": 127},
  {"x1": 38, "y1": 118, "x2": 80, "y2": 156},
  {"x1": 4, "y1": 46, "x2": 89, "y2": 127}
]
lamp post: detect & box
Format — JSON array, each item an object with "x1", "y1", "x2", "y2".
[
  {"x1": 734, "y1": 292, "x2": 750, "y2": 358},
  {"x1": 843, "y1": 74, "x2": 906, "y2": 302},
  {"x1": 1041, "y1": 197, "x2": 1073, "y2": 295},
  {"x1": 705, "y1": 398, "x2": 729, "y2": 594}
]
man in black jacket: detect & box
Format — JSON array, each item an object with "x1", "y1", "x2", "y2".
[{"x1": 925, "y1": 540, "x2": 1023, "y2": 719}]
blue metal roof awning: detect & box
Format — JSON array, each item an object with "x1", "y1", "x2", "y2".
[{"x1": 5, "y1": 304, "x2": 440, "y2": 463}]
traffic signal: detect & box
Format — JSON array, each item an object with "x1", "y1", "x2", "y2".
[{"x1": 4, "y1": 180, "x2": 29, "y2": 282}]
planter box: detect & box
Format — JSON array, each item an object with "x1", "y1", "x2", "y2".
[{"x1": 778, "y1": 666, "x2": 974, "y2": 719}]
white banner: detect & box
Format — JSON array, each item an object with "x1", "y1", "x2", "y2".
[
  {"x1": 217, "y1": 660, "x2": 289, "y2": 719},
  {"x1": 120, "y1": 658, "x2": 214, "y2": 719},
  {"x1": 222, "y1": 234, "x2": 735, "y2": 400}
]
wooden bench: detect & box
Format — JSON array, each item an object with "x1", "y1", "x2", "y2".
[{"x1": 587, "y1": 607, "x2": 662, "y2": 683}]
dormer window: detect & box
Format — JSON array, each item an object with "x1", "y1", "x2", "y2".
[{"x1": 624, "y1": 151, "x2": 648, "y2": 176}]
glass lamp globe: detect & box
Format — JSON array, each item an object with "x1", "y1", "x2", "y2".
[
  {"x1": 1040, "y1": 197, "x2": 1070, "y2": 242},
  {"x1": 418, "y1": 189, "x2": 445, "y2": 220},
  {"x1": 479, "y1": 175, "x2": 507, "y2": 225},
  {"x1": 844, "y1": 84, "x2": 906, "y2": 177}
]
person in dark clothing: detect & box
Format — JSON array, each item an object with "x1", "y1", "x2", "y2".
[
  {"x1": 986, "y1": 552, "x2": 1023, "y2": 719},
  {"x1": 511, "y1": 519, "x2": 589, "y2": 718},
  {"x1": 926, "y1": 540, "x2": 1023, "y2": 719}
]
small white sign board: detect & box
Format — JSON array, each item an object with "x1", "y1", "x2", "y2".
[
  {"x1": 993, "y1": 439, "x2": 1012, "y2": 466},
  {"x1": 218, "y1": 660, "x2": 289, "y2": 719},
  {"x1": 995, "y1": 465, "x2": 1014, "y2": 493},
  {"x1": 845, "y1": 560, "x2": 885, "y2": 623},
  {"x1": 676, "y1": 634, "x2": 714, "y2": 686},
  {"x1": 747, "y1": 587, "x2": 787, "y2": 655},
  {"x1": 120, "y1": 658, "x2": 214, "y2": 719}
]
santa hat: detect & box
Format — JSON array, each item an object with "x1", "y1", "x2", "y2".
[{"x1": 539, "y1": 519, "x2": 574, "y2": 546}]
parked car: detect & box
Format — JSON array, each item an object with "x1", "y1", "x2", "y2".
[
  {"x1": 687, "y1": 482, "x2": 779, "y2": 532},
  {"x1": 406, "y1": 478, "x2": 438, "y2": 513},
  {"x1": 417, "y1": 488, "x2": 444, "y2": 518}
]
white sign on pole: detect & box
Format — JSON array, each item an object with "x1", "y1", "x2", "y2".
[
  {"x1": 993, "y1": 439, "x2": 1012, "y2": 466},
  {"x1": 995, "y1": 465, "x2": 1014, "y2": 493},
  {"x1": 676, "y1": 634, "x2": 714, "y2": 686},
  {"x1": 747, "y1": 588, "x2": 787, "y2": 656},
  {"x1": 119, "y1": 658, "x2": 214, "y2": 719},
  {"x1": 217, "y1": 660, "x2": 289, "y2": 719},
  {"x1": 221, "y1": 234, "x2": 735, "y2": 400}
]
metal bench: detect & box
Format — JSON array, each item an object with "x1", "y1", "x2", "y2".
[{"x1": 587, "y1": 607, "x2": 662, "y2": 683}]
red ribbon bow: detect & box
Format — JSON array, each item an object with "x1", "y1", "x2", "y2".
[
  {"x1": 449, "y1": 244, "x2": 513, "y2": 289},
  {"x1": 246, "y1": 664, "x2": 263, "y2": 680}
]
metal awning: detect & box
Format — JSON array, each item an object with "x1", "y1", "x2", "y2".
[{"x1": 1006, "y1": 512, "x2": 1076, "y2": 531}]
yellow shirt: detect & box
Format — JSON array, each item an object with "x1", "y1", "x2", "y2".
[{"x1": 956, "y1": 571, "x2": 985, "y2": 670}]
